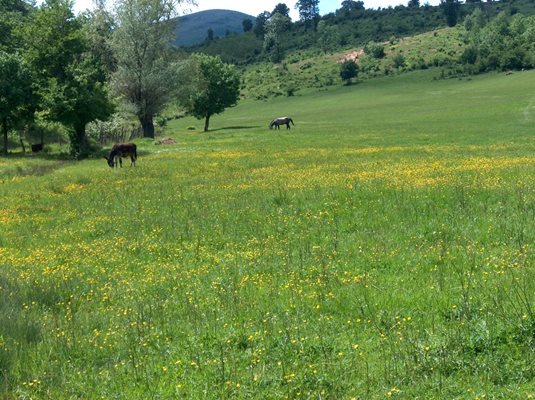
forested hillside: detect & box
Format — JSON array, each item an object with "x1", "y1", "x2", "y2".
[{"x1": 188, "y1": 0, "x2": 535, "y2": 66}]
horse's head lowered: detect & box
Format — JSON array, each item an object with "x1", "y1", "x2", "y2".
[
  {"x1": 269, "y1": 117, "x2": 294, "y2": 130},
  {"x1": 104, "y1": 143, "x2": 137, "y2": 168}
]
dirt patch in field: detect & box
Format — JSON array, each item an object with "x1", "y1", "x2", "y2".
[
  {"x1": 155, "y1": 137, "x2": 177, "y2": 145},
  {"x1": 340, "y1": 49, "x2": 364, "y2": 63}
]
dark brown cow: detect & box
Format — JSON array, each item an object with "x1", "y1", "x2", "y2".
[{"x1": 104, "y1": 143, "x2": 137, "y2": 168}]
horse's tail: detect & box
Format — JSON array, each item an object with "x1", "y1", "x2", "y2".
[{"x1": 133, "y1": 144, "x2": 138, "y2": 160}]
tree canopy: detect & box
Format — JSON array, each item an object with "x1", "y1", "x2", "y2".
[
  {"x1": 0, "y1": 52, "x2": 33, "y2": 155},
  {"x1": 264, "y1": 13, "x2": 292, "y2": 62},
  {"x1": 111, "y1": 0, "x2": 192, "y2": 138},
  {"x1": 178, "y1": 54, "x2": 240, "y2": 132},
  {"x1": 21, "y1": 0, "x2": 113, "y2": 157},
  {"x1": 295, "y1": 0, "x2": 319, "y2": 28}
]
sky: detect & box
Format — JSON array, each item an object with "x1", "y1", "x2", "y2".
[{"x1": 71, "y1": 0, "x2": 442, "y2": 19}]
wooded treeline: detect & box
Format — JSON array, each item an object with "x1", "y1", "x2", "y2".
[
  {"x1": 191, "y1": 0, "x2": 535, "y2": 65},
  {"x1": 0, "y1": 0, "x2": 240, "y2": 158}
]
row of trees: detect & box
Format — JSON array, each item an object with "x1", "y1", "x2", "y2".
[
  {"x1": 460, "y1": 9, "x2": 535, "y2": 72},
  {"x1": 205, "y1": 1, "x2": 451, "y2": 65},
  {"x1": 1, "y1": 0, "x2": 241, "y2": 158},
  {"x1": 196, "y1": 0, "x2": 530, "y2": 67}
]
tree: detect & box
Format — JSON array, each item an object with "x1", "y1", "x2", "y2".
[
  {"x1": 272, "y1": 3, "x2": 291, "y2": 18},
  {"x1": 440, "y1": 0, "x2": 460, "y2": 27},
  {"x1": 253, "y1": 11, "x2": 271, "y2": 38},
  {"x1": 178, "y1": 54, "x2": 240, "y2": 132},
  {"x1": 206, "y1": 28, "x2": 214, "y2": 41},
  {"x1": 340, "y1": 0, "x2": 365, "y2": 12},
  {"x1": 408, "y1": 0, "x2": 420, "y2": 8},
  {"x1": 84, "y1": 0, "x2": 116, "y2": 77},
  {"x1": 295, "y1": 0, "x2": 320, "y2": 29},
  {"x1": 339, "y1": 59, "x2": 358, "y2": 85},
  {"x1": 264, "y1": 12, "x2": 292, "y2": 62},
  {"x1": 0, "y1": 0, "x2": 33, "y2": 51},
  {"x1": 0, "y1": 52, "x2": 34, "y2": 155},
  {"x1": 242, "y1": 18, "x2": 253, "y2": 32},
  {"x1": 21, "y1": 0, "x2": 113, "y2": 157},
  {"x1": 111, "y1": 0, "x2": 191, "y2": 138},
  {"x1": 464, "y1": 7, "x2": 486, "y2": 33},
  {"x1": 317, "y1": 20, "x2": 341, "y2": 53}
]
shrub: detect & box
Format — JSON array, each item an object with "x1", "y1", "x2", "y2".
[
  {"x1": 393, "y1": 54, "x2": 406, "y2": 69},
  {"x1": 364, "y1": 42, "x2": 386, "y2": 59}
]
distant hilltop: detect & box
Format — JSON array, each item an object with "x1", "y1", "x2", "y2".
[{"x1": 174, "y1": 9, "x2": 255, "y2": 47}]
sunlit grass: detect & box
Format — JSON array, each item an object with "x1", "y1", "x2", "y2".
[{"x1": 1, "y1": 69, "x2": 534, "y2": 398}]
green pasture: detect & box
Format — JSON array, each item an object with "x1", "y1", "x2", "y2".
[{"x1": 1, "y1": 69, "x2": 535, "y2": 399}]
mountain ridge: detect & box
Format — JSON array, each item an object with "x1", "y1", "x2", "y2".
[{"x1": 174, "y1": 9, "x2": 255, "y2": 47}]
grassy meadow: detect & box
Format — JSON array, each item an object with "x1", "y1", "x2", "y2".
[{"x1": 1, "y1": 69, "x2": 535, "y2": 399}]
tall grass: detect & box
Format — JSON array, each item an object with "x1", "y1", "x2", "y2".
[{"x1": 1, "y1": 69, "x2": 534, "y2": 398}]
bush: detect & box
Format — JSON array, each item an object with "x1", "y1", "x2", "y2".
[
  {"x1": 461, "y1": 46, "x2": 478, "y2": 65},
  {"x1": 393, "y1": 54, "x2": 406, "y2": 69},
  {"x1": 364, "y1": 42, "x2": 386, "y2": 59},
  {"x1": 339, "y1": 60, "x2": 358, "y2": 84}
]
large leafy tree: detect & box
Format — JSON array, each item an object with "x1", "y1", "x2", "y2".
[
  {"x1": 440, "y1": 0, "x2": 460, "y2": 27},
  {"x1": 253, "y1": 11, "x2": 271, "y2": 38},
  {"x1": 0, "y1": 0, "x2": 33, "y2": 51},
  {"x1": 111, "y1": 0, "x2": 191, "y2": 138},
  {"x1": 21, "y1": 0, "x2": 114, "y2": 157},
  {"x1": 264, "y1": 12, "x2": 292, "y2": 63},
  {"x1": 272, "y1": 3, "x2": 291, "y2": 19},
  {"x1": 0, "y1": 52, "x2": 34, "y2": 155},
  {"x1": 178, "y1": 54, "x2": 240, "y2": 132},
  {"x1": 295, "y1": 0, "x2": 319, "y2": 29},
  {"x1": 84, "y1": 0, "x2": 116, "y2": 78},
  {"x1": 340, "y1": 0, "x2": 364, "y2": 12},
  {"x1": 317, "y1": 20, "x2": 341, "y2": 53}
]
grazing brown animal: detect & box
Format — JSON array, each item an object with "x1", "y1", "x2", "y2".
[{"x1": 104, "y1": 143, "x2": 137, "y2": 168}]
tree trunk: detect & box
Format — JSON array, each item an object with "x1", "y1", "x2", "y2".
[
  {"x1": 71, "y1": 123, "x2": 88, "y2": 159},
  {"x1": 204, "y1": 114, "x2": 211, "y2": 132},
  {"x1": 19, "y1": 135, "x2": 25, "y2": 153},
  {"x1": 2, "y1": 117, "x2": 7, "y2": 156},
  {"x1": 140, "y1": 114, "x2": 155, "y2": 138}
]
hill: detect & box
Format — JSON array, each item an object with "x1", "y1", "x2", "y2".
[
  {"x1": 189, "y1": 0, "x2": 535, "y2": 65},
  {"x1": 174, "y1": 9, "x2": 255, "y2": 47},
  {"x1": 239, "y1": 26, "x2": 465, "y2": 100}
]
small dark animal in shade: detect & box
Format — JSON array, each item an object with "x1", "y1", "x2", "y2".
[
  {"x1": 269, "y1": 117, "x2": 294, "y2": 130},
  {"x1": 104, "y1": 143, "x2": 137, "y2": 168},
  {"x1": 31, "y1": 143, "x2": 43, "y2": 153}
]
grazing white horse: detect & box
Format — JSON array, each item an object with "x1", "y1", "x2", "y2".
[{"x1": 269, "y1": 117, "x2": 295, "y2": 130}]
